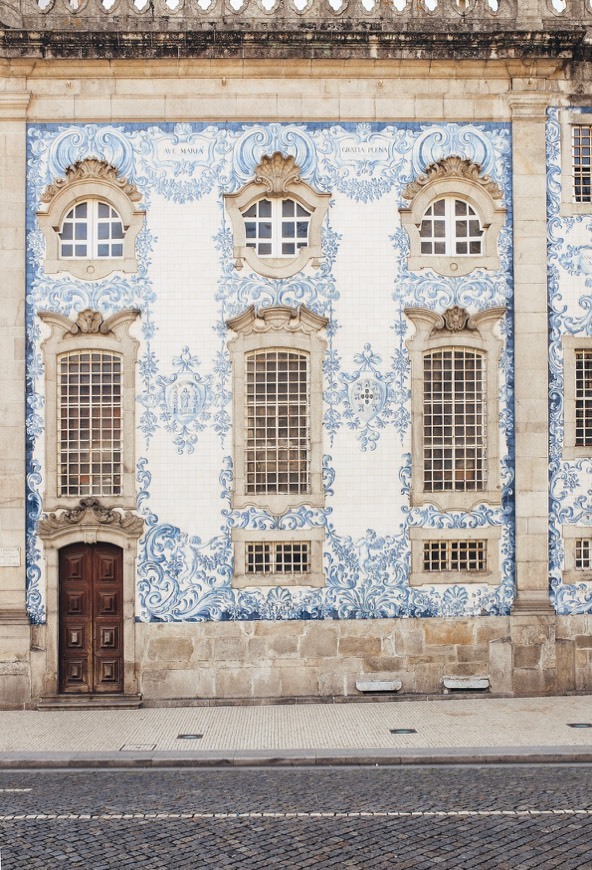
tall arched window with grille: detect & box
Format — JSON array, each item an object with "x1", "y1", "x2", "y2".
[{"x1": 423, "y1": 347, "x2": 486, "y2": 494}]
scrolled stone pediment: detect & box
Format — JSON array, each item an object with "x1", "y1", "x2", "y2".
[
  {"x1": 40, "y1": 159, "x2": 142, "y2": 206},
  {"x1": 402, "y1": 156, "x2": 503, "y2": 202},
  {"x1": 227, "y1": 304, "x2": 328, "y2": 337},
  {"x1": 39, "y1": 498, "x2": 144, "y2": 541}
]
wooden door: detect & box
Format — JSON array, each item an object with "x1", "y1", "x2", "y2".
[{"x1": 59, "y1": 542, "x2": 124, "y2": 694}]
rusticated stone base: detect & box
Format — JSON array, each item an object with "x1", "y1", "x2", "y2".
[{"x1": 132, "y1": 614, "x2": 592, "y2": 703}]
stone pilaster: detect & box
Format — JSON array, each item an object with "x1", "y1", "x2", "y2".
[
  {"x1": 0, "y1": 90, "x2": 31, "y2": 707},
  {"x1": 507, "y1": 89, "x2": 554, "y2": 615}
]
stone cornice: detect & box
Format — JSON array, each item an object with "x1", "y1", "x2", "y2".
[{"x1": 0, "y1": 92, "x2": 30, "y2": 119}]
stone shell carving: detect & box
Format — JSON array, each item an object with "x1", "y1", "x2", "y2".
[
  {"x1": 442, "y1": 305, "x2": 471, "y2": 332},
  {"x1": 254, "y1": 152, "x2": 301, "y2": 195},
  {"x1": 39, "y1": 498, "x2": 144, "y2": 539},
  {"x1": 40, "y1": 159, "x2": 142, "y2": 205},
  {"x1": 70, "y1": 309, "x2": 109, "y2": 335},
  {"x1": 227, "y1": 304, "x2": 328, "y2": 337},
  {"x1": 402, "y1": 156, "x2": 503, "y2": 202}
]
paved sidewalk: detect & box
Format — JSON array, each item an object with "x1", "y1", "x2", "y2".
[{"x1": 1, "y1": 695, "x2": 592, "y2": 768}]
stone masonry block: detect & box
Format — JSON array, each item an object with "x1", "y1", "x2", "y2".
[
  {"x1": 215, "y1": 667, "x2": 253, "y2": 698},
  {"x1": 298, "y1": 627, "x2": 338, "y2": 658},
  {"x1": 423, "y1": 620, "x2": 475, "y2": 647},
  {"x1": 252, "y1": 667, "x2": 283, "y2": 698},
  {"x1": 147, "y1": 637, "x2": 193, "y2": 663},
  {"x1": 555, "y1": 639, "x2": 576, "y2": 693},
  {"x1": 278, "y1": 667, "x2": 319, "y2": 697},
  {"x1": 513, "y1": 645, "x2": 542, "y2": 668},
  {"x1": 213, "y1": 637, "x2": 248, "y2": 663},
  {"x1": 488, "y1": 637, "x2": 513, "y2": 694},
  {"x1": 338, "y1": 636, "x2": 382, "y2": 657}
]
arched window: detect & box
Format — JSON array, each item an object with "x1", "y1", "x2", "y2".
[
  {"x1": 243, "y1": 198, "x2": 312, "y2": 259},
  {"x1": 400, "y1": 157, "x2": 505, "y2": 277},
  {"x1": 419, "y1": 198, "x2": 484, "y2": 257},
  {"x1": 227, "y1": 305, "x2": 327, "y2": 589},
  {"x1": 38, "y1": 308, "x2": 140, "y2": 512},
  {"x1": 38, "y1": 159, "x2": 145, "y2": 280},
  {"x1": 58, "y1": 349, "x2": 122, "y2": 497},
  {"x1": 59, "y1": 201, "x2": 125, "y2": 260},
  {"x1": 225, "y1": 153, "x2": 330, "y2": 279}
]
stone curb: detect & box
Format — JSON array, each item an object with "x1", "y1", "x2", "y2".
[{"x1": 2, "y1": 747, "x2": 592, "y2": 769}]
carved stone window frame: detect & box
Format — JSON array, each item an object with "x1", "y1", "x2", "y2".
[
  {"x1": 405, "y1": 305, "x2": 505, "y2": 512},
  {"x1": 224, "y1": 152, "x2": 331, "y2": 280},
  {"x1": 560, "y1": 111, "x2": 592, "y2": 217},
  {"x1": 37, "y1": 159, "x2": 145, "y2": 281},
  {"x1": 226, "y1": 304, "x2": 327, "y2": 514},
  {"x1": 231, "y1": 528, "x2": 324, "y2": 589},
  {"x1": 561, "y1": 524, "x2": 592, "y2": 584},
  {"x1": 409, "y1": 525, "x2": 501, "y2": 587},
  {"x1": 563, "y1": 336, "x2": 592, "y2": 459},
  {"x1": 400, "y1": 157, "x2": 506, "y2": 277},
  {"x1": 38, "y1": 308, "x2": 140, "y2": 513}
]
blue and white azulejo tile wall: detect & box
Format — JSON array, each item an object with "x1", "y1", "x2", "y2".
[{"x1": 25, "y1": 120, "x2": 515, "y2": 624}]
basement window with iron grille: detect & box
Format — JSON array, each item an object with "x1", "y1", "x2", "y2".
[
  {"x1": 246, "y1": 541, "x2": 311, "y2": 577},
  {"x1": 423, "y1": 539, "x2": 487, "y2": 573}
]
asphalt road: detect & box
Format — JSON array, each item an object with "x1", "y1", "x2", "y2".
[{"x1": 0, "y1": 765, "x2": 591, "y2": 868}]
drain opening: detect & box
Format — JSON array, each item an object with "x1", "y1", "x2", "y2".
[
  {"x1": 567, "y1": 723, "x2": 592, "y2": 729},
  {"x1": 177, "y1": 734, "x2": 204, "y2": 740},
  {"x1": 390, "y1": 728, "x2": 417, "y2": 735}
]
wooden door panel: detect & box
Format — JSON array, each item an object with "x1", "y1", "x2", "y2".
[{"x1": 59, "y1": 542, "x2": 123, "y2": 694}]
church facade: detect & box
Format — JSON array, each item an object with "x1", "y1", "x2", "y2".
[{"x1": 1, "y1": 0, "x2": 592, "y2": 707}]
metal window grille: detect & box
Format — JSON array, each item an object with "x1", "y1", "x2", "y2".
[
  {"x1": 423, "y1": 539, "x2": 486, "y2": 572},
  {"x1": 246, "y1": 541, "x2": 311, "y2": 575},
  {"x1": 575, "y1": 349, "x2": 592, "y2": 446},
  {"x1": 244, "y1": 198, "x2": 310, "y2": 258},
  {"x1": 419, "y1": 197, "x2": 483, "y2": 256},
  {"x1": 59, "y1": 351, "x2": 122, "y2": 496},
  {"x1": 573, "y1": 125, "x2": 592, "y2": 203},
  {"x1": 575, "y1": 539, "x2": 592, "y2": 570},
  {"x1": 59, "y1": 200, "x2": 125, "y2": 259},
  {"x1": 245, "y1": 349, "x2": 309, "y2": 494},
  {"x1": 423, "y1": 348, "x2": 486, "y2": 492}
]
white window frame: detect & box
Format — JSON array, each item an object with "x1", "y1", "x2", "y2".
[
  {"x1": 58, "y1": 200, "x2": 126, "y2": 261},
  {"x1": 38, "y1": 308, "x2": 140, "y2": 513},
  {"x1": 224, "y1": 152, "x2": 330, "y2": 280},
  {"x1": 243, "y1": 197, "x2": 312, "y2": 259},
  {"x1": 419, "y1": 197, "x2": 484, "y2": 258},
  {"x1": 400, "y1": 156, "x2": 505, "y2": 277},
  {"x1": 560, "y1": 111, "x2": 592, "y2": 216},
  {"x1": 562, "y1": 525, "x2": 592, "y2": 584},
  {"x1": 405, "y1": 305, "x2": 505, "y2": 511},
  {"x1": 37, "y1": 159, "x2": 145, "y2": 281}
]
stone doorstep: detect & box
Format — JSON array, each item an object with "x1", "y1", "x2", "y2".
[{"x1": 37, "y1": 694, "x2": 143, "y2": 711}]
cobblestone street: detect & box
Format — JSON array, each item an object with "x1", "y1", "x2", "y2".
[{"x1": 1, "y1": 765, "x2": 591, "y2": 868}]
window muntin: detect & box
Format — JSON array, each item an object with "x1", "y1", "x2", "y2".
[
  {"x1": 575, "y1": 349, "x2": 592, "y2": 446},
  {"x1": 245, "y1": 349, "x2": 309, "y2": 495},
  {"x1": 246, "y1": 541, "x2": 311, "y2": 576},
  {"x1": 573, "y1": 125, "x2": 592, "y2": 203},
  {"x1": 243, "y1": 198, "x2": 311, "y2": 259},
  {"x1": 59, "y1": 351, "x2": 122, "y2": 497},
  {"x1": 575, "y1": 539, "x2": 592, "y2": 570},
  {"x1": 59, "y1": 200, "x2": 125, "y2": 260},
  {"x1": 423, "y1": 348, "x2": 486, "y2": 493},
  {"x1": 419, "y1": 197, "x2": 484, "y2": 257},
  {"x1": 423, "y1": 539, "x2": 486, "y2": 572}
]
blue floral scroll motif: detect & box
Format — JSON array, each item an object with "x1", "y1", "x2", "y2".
[
  {"x1": 315, "y1": 123, "x2": 415, "y2": 203},
  {"x1": 411, "y1": 123, "x2": 509, "y2": 183},
  {"x1": 153, "y1": 347, "x2": 212, "y2": 455},
  {"x1": 43, "y1": 124, "x2": 136, "y2": 182},
  {"x1": 228, "y1": 123, "x2": 318, "y2": 190},
  {"x1": 547, "y1": 107, "x2": 592, "y2": 614},
  {"x1": 325, "y1": 344, "x2": 400, "y2": 451}
]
